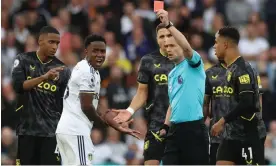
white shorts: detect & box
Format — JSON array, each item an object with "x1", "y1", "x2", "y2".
[{"x1": 56, "y1": 134, "x2": 94, "y2": 165}]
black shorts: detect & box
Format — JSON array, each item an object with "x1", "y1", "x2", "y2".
[
  {"x1": 16, "y1": 135, "x2": 60, "y2": 165},
  {"x1": 210, "y1": 143, "x2": 220, "y2": 165},
  {"x1": 162, "y1": 119, "x2": 209, "y2": 165},
  {"x1": 217, "y1": 137, "x2": 265, "y2": 165},
  {"x1": 143, "y1": 130, "x2": 165, "y2": 161}
]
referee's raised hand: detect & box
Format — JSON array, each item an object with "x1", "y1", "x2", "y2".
[{"x1": 156, "y1": 9, "x2": 169, "y2": 26}]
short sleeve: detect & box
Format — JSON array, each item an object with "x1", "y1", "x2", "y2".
[
  {"x1": 11, "y1": 55, "x2": 26, "y2": 93},
  {"x1": 187, "y1": 50, "x2": 202, "y2": 68},
  {"x1": 257, "y1": 75, "x2": 262, "y2": 88},
  {"x1": 79, "y1": 72, "x2": 95, "y2": 93},
  {"x1": 205, "y1": 76, "x2": 212, "y2": 95},
  {"x1": 235, "y1": 71, "x2": 254, "y2": 94},
  {"x1": 257, "y1": 75, "x2": 264, "y2": 94},
  {"x1": 137, "y1": 56, "x2": 151, "y2": 84}
]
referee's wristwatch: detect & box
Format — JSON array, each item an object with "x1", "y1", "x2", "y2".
[{"x1": 166, "y1": 21, "x2": 174, "y2": 29}]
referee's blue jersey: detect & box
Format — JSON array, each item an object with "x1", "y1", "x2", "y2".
[{"x1": 168, "y1": 50, "x2": 206, "y2": 123}]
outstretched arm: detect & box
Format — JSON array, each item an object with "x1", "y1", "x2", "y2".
[
  {"x1": 128, "y1": 83, "x2": 148, "y2": 113},
  {"x1": 112, "y1": 83, "x2": 148, "y2": 123}
]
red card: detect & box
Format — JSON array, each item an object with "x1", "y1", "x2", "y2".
[{"x1": 154, "y1": 1, "x2": 164, "y2": 12}]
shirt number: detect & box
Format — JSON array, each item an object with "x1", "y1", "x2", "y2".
[{"x1": 242, "y1": 147, "x2": 253, "y2": 161}]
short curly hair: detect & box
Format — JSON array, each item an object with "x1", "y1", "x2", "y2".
[
  {"x1": 218, "y1": 26, "x2": 240, "y2": 44},
  {"x1": 84, "y1": 34, "x2": 106, "y2": 48}
]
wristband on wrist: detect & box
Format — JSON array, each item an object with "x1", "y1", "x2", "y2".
[
  {"x1": 126, "y1": 107, "x2": 135, "y2": 115},
  {"x1": 166, "y1": 21, "x2": 174, "y2": 29},
  {"x1": 162, "y1": 124, "x2": 170, "y2": 133}
]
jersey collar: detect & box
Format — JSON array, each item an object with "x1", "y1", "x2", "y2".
[
  {"x1": 85, "y1": 58, "x2": 99, "y2": 72},
  {"x1": 220, "y1": 63, "x2": 227, "y2": 69},
  {"x1": 36, "y1": 51, "x2": 53, "y2": 64},
  {"x1": 159, "y1": 49, "x2": 167, "y2": 57},
  {"x1": 227, "y1": 56, "x2": 241, "y2": 68}
]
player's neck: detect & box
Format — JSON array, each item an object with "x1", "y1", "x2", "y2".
[
  {"x1": 85, "y1": 58, "x2": 99, "y2": 70},
  {"x1": 225, "y1": 49, "x2": 240, "y2": 67},
  {"x1": 159, "y1": 49, "x2": 167, "y2": 57},
  {"x1": 37, "y1": 49, "x2": 52, "y2": 63}
]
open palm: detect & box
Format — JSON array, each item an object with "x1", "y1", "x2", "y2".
[
  {"x1": 117, "y1": 119, "x2": 141, "y2": 139},
  {"x1": 113, "y1": 109, "x2": 132, "y2": 123}
]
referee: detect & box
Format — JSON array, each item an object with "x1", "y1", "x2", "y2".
[
  {"x1": 113, "y1": 24, "x2": 174, "y2": 165},
  {"x1": 12, "y1": 26, "x2": 71, "y2": 165},
  {"x1": 156, "y1": 9, "x2": 209, "y2": 165}
]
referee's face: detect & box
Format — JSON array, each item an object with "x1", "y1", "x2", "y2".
[
  {"x1": 164, "y1": 37, "x2": 182, "y2": 62},
  {"x1": 85, "y1": 41, "x2": 106, "y2": 69},
  {"x1": 157, "y1": 28, "x2": 172, "y2": 53}
]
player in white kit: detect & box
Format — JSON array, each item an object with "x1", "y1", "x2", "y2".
[{"x1": 56, "y1": 35, "x2": 139, "y2": 165}]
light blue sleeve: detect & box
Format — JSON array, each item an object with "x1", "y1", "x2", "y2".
[{"x1": 187, "y1": 50, "x2": 202, "y2": 67}]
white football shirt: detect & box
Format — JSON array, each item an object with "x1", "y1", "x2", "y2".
[{"x1": 56, "y1": 60, "x2": 101, "y2": 136}]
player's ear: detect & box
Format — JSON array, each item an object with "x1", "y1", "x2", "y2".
[
  {"x1": 223, "y1": 40, "x2": 228, "y2": 49},
  {"x1": 38, "y1": 35, "x2": 44, "y2": 46},
  {"x1": 84, "y1": 48, "x2": 88, "y2": 56}
]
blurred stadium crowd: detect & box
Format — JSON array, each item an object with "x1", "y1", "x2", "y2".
[{"x1": 1, "y1": 0, "x2": 276, "y2": 165}]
